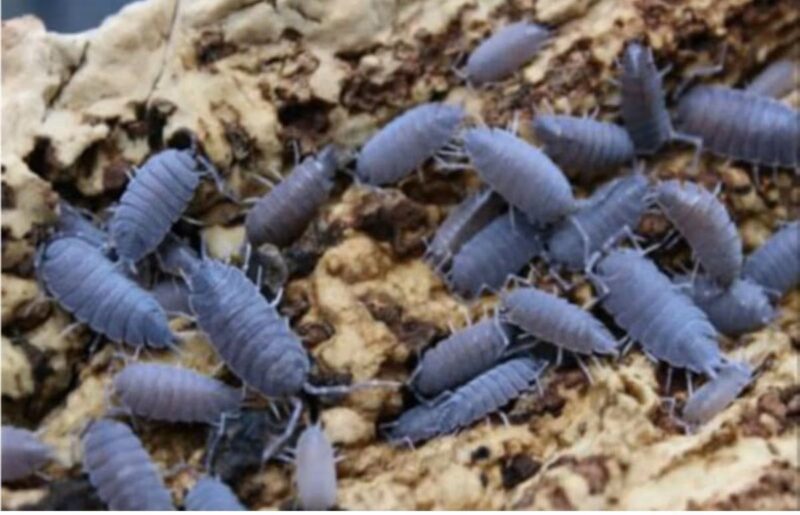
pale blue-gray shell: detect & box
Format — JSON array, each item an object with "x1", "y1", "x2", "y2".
[
  {"x1": 547, "y1": 173, "x2": 650, "y2": 271},
  {"x1": 742, "y1": 221, "x2": 800, "y2": 297},
  {"x1": 411, "y1": 318, "x2": 511, "y2": 397},
  {"x1": 295, "y1": 425, "x2": 337, "y2": 511},
  {"x1": 1, "y1": 426, "x2": 53, "y2": 483},
  {"x1": 745, "y1": 59, "x2": 798, "y2": 99},
  {"x1": 682, "y1": 360, "x2": 752, "y2": 427},
  {"x1": 655, "y1": 180, "x2": 742, "y2": 287},
  {"x1": 675, "y1": 86, "x2": 799, "y2": 168},
  {"x1": 245, "y1": 146, "x2": 338, "y2": 248},
  {"x1": 674, "y1": 275, "x2": 776, "y2": 337},
  {"x1": 501, "y1": 286, "x2": 618, "y2": 356},
  {"x1": 109, "y1": 149, "x2": 202, "y2": 264},
  {"x1": 187, "y1": 259, "x2": 310, "y2": 397},
  {"x1": 184, "y1": 476, "x2": 245, "y2": 511},
  {"x1": 426, "y1": 189, "x2": 506, "y2": 271},
  {"x1": 532, "y1": 115, "x2": 635, "y2": 180},
  {"x1": 466, "y1": 22, "x2": 550, "y2": 84},
  {"x1": 149, "y1": 279, "x2": 192, "y2": 316},
  {"x1": 592, "y1": 249, "x2": 724, "y2": 378},
  {"x1": 448, "y1": 212, "x2": 544, "y2": 298},
  {"x1": 57, "y1": 201, "x2": 107, "y2": 248},
  {"x1": 37, "y1": 237, "x2": 176, "y2": 349},
  {"x1": 388, "y1": 357, "x2": 548, "y2": 444},
  {"x1": 463, "y1": 127, "x2": 575, "y2": 225},
  {"x1": 82, "y1": 419, "x2": 175, "y2": 511},
  {"x1": 619, "y1": 42, "x2": 673, "y2": 155},
  {"x1": 112, "y1": 363, "x2": 240, "y2": 424},
  {"x1": 356, "y1": 103, "x2": 464, "y2": 186}
]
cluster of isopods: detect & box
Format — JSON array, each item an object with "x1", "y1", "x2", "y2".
[{"x1": 2, "y1": 19, "x2": 798, "y2": 510}]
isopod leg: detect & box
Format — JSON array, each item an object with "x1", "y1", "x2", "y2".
[
  {"x1": 261, "y1": 397, "x2": 303, "y2": 464},
  {"x1": 575, "y1": 354, "x2": 594, "y2": 385},
  {"x1": 670, "y1": 131, "x2": 704, "y2": 174}
]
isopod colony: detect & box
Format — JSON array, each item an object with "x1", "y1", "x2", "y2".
[{"x1": 2, "y1": 14, "x2": 799, "y2": 511}]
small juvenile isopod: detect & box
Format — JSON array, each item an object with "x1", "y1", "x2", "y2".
[
  {"x1": 295, "y1": 425, "x2": 337, "y2": 511},
  {"x1": 448, "y1": 212, "x2": 544, "y2": 298},
  {"x1": 1, "y1": 426, "x2": 53, "y2": 483},
  {"x1": 465, "y1": 21, "x2": 550, "y2": 85},
  {"x1": 410, "y1": 318, "x2": 511, "y2": 397},
  {"x1": 37, "y1": 236, "x2": 176, "y2": 349},
  {"x1": 532, "y1": 115, "x2": 635, "y2": 181},
  {"x1": 186, "y1": 259, "x2": 310, "y2": 397},
  {"x1": 682, "y1": 360, "x2": 753, "y2": 428},
  {"x1": 742, "y1": 221, "x2": 800, "y2": 297},
  {"x1": 245, "y1": 146, "x2": 338, "y2": 248},
  {"x1": 546, "y1": 172, "x2": 650, "y2": 271},
  {"x1": 591, "y1": 249, "x2": 724, "y2": 378},
  {"x1": 109, "y1": 148, "x2": 211, "y2": 266},
  {"x1": 82, "y1": 419, "x2": 175, "y2": 510},
  {"x1": 425, "y1": 189, "x2": 506, "y2": 271},
  {"x1": 501, "y1": 287, "x2": 619, "y2": 367},
  {"x1": 675, "y1": 85, "x2": 799, "y2": 168},
  {"x1": 619, "y1": 42, "x2": 700, "y2": 155},
  {"x1": 184, "y1": 475, "x2": 245, "y2": 511},
  {"x1": 745, "y1": 59, "x2": 799, "y2": 99},
  {"x1": 356, "y1": 103, "x2": 464, "y2": 186},
  {"x1": 387, "y1": 357, "x2": 548, "y2": 444},
  {"x1": 112, "y1": 363, "x2": 241, "y2": 424},
  {"x1": 463, "y1": 127, "x2": 576, "y2": 225},
  {"x1": 655, "y1": 180, "x2": 742, "y2": 287},
  {"x1": 674, "y1": 275, "x2": 776, "y2": 337}
]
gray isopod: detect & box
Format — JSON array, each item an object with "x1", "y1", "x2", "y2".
[
  {"x1": 1, "y1": 426, "x2": 53, "y2": 483},
  {"x1": 37, "y1": 236, "x2": 176, "y2": 349},
  {"x1": 425, "y1": 189, "x2": 506, "y2": 271},
  {"x1": 57, "y1": 201, "x2": 107, "y2": 248},
  {"x1": 619, "y1": 42, "x2": 699, "y2": 155},
  {"x1": 746, "y1": 59, "x2": 798, "y2": 99},
  {"x1": 112, "y1": 363, "x2": 241, "y2": 424},
  {"x1": 591, "y1": 249, "x2": 724, "y2": 378},
  {"x1": 682, "y1": 360, "x2": 753, "y2": 427},
  {"x1": 532, "y1": 115, "x2": 635, "y2": 181},
  {"x1": 742, "y1": 221, "x2": 800, "y2": 297},
  {"x1": 410, "y1": 318, "x2": 511, "y2": 397},
  {"x1": 675, "y1": 85, "x2": 799, "y2": 168},
  {"x1": 465, "y1": 21, "x2": 550, "y2": 85},
  {"x1": 245, "y1": 146, "x2": 338, "y2": 248},
  {"x1": 674, "y1": 275, "x2": 776, "y2": 337},
  {"x1": 82, "y1": 419, "x2": 175, "y2": 510},
  {"x1": 184, "y1": 475, "x2": 245, "y2": 511},
  {"x1": 295, "y1": 425, "x2": 337, "y2": 511},
  {"x1": 547, "y1": 172, "x2": 650, "y2": 271},
  {"x1": 187, "y1": 259, "x2": 310, "y2": 397},
  {"x1": 448, "y1": 212, "x2": 544, "y2": 298},
  {"x1": 387, "y1": 357, "x2": 548, "y2": 444},
  {"x1": 356, "y1": 103, "x2": 464, "y2": 186},
  {"x1": 156, "y1": 235, "x2": 200, "y2": 277},
  {"x1": 501, "y1": 286, "x2": 619, "y2": 361},
  {"x1": 463, "y1": 127, "x2": 576, "y2": 225},
  {"x1": 655, "y1": 180, "x2": 742, "y2": 287},
  {"x1": 109, "y1": 148, "x2": 209, "y2": 265},
  {"x1": 149, "y1": 279, "x2": 193, "y2": 316}
]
